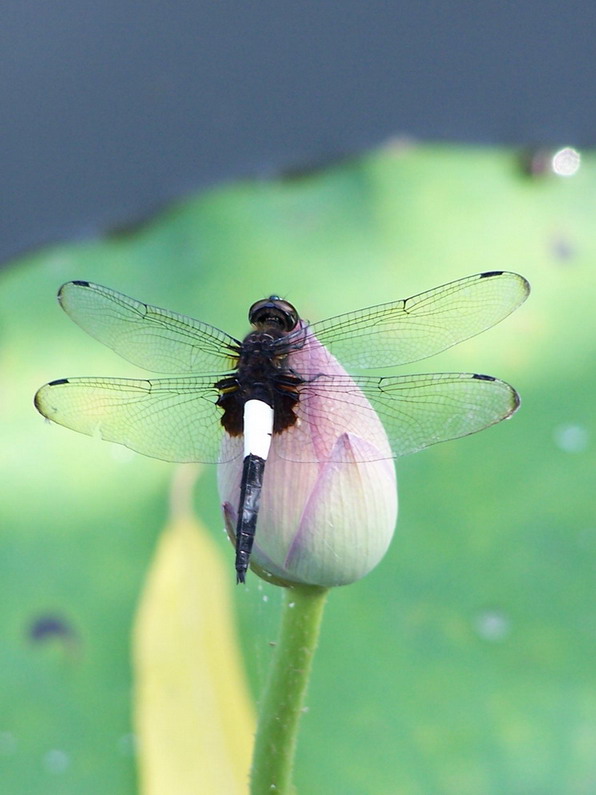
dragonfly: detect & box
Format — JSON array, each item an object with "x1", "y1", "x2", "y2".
[{"x1": 34, "y1": 271, "x2": 529, "y2": 583}]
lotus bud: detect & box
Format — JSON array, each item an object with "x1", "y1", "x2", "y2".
[{"x1": 218, "y1": 323, "x2": 398, "y2": 587}]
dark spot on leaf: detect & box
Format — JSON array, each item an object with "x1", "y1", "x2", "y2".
[{"x1": 28, "y1": 614, "x2": 78, "y2": 649}]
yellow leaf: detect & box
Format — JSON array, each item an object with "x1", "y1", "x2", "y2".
[{"x1": 133, "y1": 465, "x2": 255, "y2": 795}]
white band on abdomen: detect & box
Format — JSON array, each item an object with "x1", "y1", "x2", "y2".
[{"x1": 243, "y1": 399, "x2": 274, "y2": 460}]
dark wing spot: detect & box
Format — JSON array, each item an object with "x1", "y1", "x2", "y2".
[
  {"x1": 71, "y1": 280, "x2": 91, "y2": 287},
  {"x1": 472, "y1": 373, "x2": 496, "y2": 381},
  {"x1": 479, "y1": 271, "x2": 504, "y2": 278}
]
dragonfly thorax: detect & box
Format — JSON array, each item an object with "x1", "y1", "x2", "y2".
[
  {"x1": 237, "y1": 328, "x2": 290, "y2": 372},
  {"x1": 215, "y1": 327, "x2": 304, "y2": 437}
]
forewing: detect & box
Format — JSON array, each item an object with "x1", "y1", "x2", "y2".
[
  {"x1": 290, "y1": 372, "x2": 520, "y2": 461},
  {"x1": 58, "y1": 281, "x2": 240, "y2": 373},
  {"x1": 34, "y1": 376, "x2": 234, "y2": 464},
  {"x1": 303, "y1": 271, "x2": 529, "y2": 369}
]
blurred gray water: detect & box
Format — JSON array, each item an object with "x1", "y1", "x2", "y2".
[{"x1": 2, "y1": 0, "x2": 594, "y2": 263}]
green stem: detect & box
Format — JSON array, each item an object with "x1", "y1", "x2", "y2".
[{"x1": 250, "y1": 585, "x2": 329, "y2": 794}]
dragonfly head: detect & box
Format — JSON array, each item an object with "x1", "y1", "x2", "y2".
[{"x1": 249, "y1": 296, "x2": 299, "y2": 332}]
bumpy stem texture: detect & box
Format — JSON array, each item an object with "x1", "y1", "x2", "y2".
[{"x1": 250, "y1": 585, "x2": 329, "y2": 794}]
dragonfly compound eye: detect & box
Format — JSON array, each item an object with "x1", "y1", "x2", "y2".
[{"x1": 248, "y1": 297, "x2": 299, "y2": 332}]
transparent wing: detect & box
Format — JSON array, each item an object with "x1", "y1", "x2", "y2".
[
  {"x1": 301, "y1": 271, "x2": 530, "y2": 369},
  {"x1": 58, "y1": 281, "x2": 241, "y2": 373},
  {"x1": 34, "y1": 371, "x2": 519, "y2": 464},
  {"x1": 34, "y1": 376, "x2": 235, "y2": 464},
  {"x1": 356, "y1": 371, "x2": 519, "y2": 456},
  {"x1": 283, "y1": 372, "x2": 520, "y2": 461}
]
